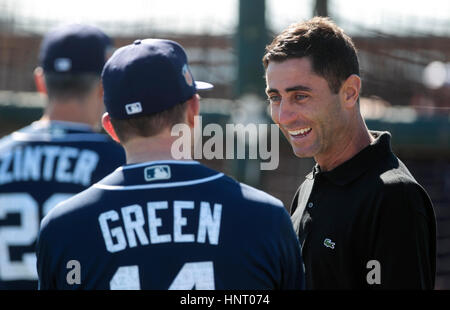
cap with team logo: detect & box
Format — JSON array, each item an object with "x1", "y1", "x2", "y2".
[
  {"x1": 39, "y1": 23, "x2": 113, "y2": 75},
  {"x1": 102, "y1": 39, "x2": 213, "y2": 120}
]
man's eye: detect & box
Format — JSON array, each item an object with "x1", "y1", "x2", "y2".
[
  {"x1": 295, "y1": 94, "x2": 308, "y2": 101},
  {"x1": 268, "y1": 95, "x2": 281, "y2": 103}
]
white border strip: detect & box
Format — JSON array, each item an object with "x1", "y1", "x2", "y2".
[
  {"x1": 119, "y1": 160, "x2": 200, "y2": 171},
  {"x1": 94, "y1": 172, "x2": 224, "y2": 191}
]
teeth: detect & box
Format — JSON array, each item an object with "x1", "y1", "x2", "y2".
[{"x1": 289, "y1": 128, "x2": 311, "y2": 136}]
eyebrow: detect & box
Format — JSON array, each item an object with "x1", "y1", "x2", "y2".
[{"x1": 266, "y1": 84, "x2": 312, "y2": 94}]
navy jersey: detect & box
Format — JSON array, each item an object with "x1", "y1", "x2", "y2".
[
  {"x1": 37, "y1": 160, "x2": 304, "y2": 290},
  {"x1": 0, "y1": 120, "x2": 126, "y2": 290}
]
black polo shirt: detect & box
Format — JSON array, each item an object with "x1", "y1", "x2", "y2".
[{"x1": 291, "y1": 131, "x2": 436, "y2": 289}]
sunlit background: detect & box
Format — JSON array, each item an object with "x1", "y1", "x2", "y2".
[{"x1": 0, "y1": 0, "x2": 449, "y2": 289}]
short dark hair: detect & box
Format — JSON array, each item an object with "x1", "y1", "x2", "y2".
[
  {"x1": 263, "y1": 17, "x2": 359, "y2": 93},
  {"x1": 110, "y1": 101, "x2": 188, "y2": 143},
  {"x1": 44, "y1": 73, "x2": 100, "y2": 100}
]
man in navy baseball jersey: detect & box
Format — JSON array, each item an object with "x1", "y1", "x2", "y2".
[
  {"x1": 36, "y1": 39, "x2": 304, "y2": 290},
  {"x1": 0, "y1": 24, "x2": 125, "y2": 290}
]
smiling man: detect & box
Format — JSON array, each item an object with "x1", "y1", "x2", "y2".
[{"x1": 263, "y1": 17, "x2": 436, "y2": 289}]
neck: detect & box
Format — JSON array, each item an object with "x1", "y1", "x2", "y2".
[
  {"x1": 315, "y1": 113, "x2": 374, "y2": 172},
  {"x1": 123, "y1": 133, "x2": 192, "y2": 165},
  {"x1": 40, "y1": 97, "x2": 97, "y2": 129}
]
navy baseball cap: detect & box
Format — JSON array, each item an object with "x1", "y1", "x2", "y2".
[
  {"x1": 39, "y1": 24, "x2": 112, "y2": 75},
  {"x1": 102, "y1": 39, "x2": 213, "y2": 120}
]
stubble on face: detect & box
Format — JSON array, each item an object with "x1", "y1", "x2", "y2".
[{"x1": 266, "y1": 57, "x2": 346, "y2": 162}]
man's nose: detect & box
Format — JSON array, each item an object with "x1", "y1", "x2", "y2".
[{"x1": 277, "y1": 99, "x2": 297, "y2": 125}]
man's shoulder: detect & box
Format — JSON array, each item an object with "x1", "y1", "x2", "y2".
[
  {"x1": 41, "y1": 183, "x2": 104, "y2": 228},
  {"x1": 361, "y1": 152, "x2": 419, "y2": 193},
  {"x1": 236, "y1": 181, "x2": 285, "y2": 210},
  {"x1": 0, "y1": 124, "x2": 125, "y2": 165},
  {"x1": 376, "y1": 157, "x2": 428, "y2": 200},
  {"x1": 0, "y1": 123, "x2": 122, "y2": 149},
  {"x1": 192, "y1": 165, "x2": 285, "y2": 210},
  {"x1": 372, "y1": 159, "x2": 434, "y2": 218},
  {"x1": 0, "y1": 126, "x2": 29, "y2": 151}
]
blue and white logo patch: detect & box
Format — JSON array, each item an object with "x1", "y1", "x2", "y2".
[
  {"x1": 144, "y1": 165, "x2": 171, "y2": 182},
  {"x1": 125, "y1": 102, "x2": 143, "y2": 115}
]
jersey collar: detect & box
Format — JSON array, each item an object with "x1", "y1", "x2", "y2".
[
  {"x1": 31, "y1": 120, "x2": 95, "y2": 133},
  {"x1": 95, "y1": 160, "x2": 224, "y2": 190}
]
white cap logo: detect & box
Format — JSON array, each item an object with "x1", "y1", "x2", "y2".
[
  {"x1": 54, "y1": 58, "x2": 72, "y2": 72},
  {"x1": 125, "y1": 102, "x2": 143, "y2": 115}
]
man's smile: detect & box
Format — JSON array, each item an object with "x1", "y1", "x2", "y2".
[{"x1": 287, "y1": 127, "x2": 312, "y2": 138}]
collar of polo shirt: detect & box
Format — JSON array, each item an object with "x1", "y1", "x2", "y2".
[{"x1": 307, "y1": 131, "x2": 393, "y2": 186}]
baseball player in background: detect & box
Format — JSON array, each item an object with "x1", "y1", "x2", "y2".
[
  {"x1": 0, "y1": 24, "x2": 126, "y2": 290},
  {"x1": 36, "y1": 39, "x2": 304, "y2": 290}
]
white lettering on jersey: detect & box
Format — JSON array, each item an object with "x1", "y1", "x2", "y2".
[
  {"x1": 23, "y1": 146, "x2": 42, "y2": 181},
  {"x1": 0, "y1": 146, "x2": 99, "y2": 185},
  {"x1": 98, "y1": 210, "x2": 127, "y2": 253},
  {"x1": 121, "y1": 205, "x2": 149, "y2": 248},
  {"x1": 0, "y1": 152, "x2": 13, "y2": 184},
  {"x1": 55, "y1": 147, "x2": 79, "y2": 183},
  {"x1": 98, "y1": 201, "x2": 223, "y2": 253},
  {"x1": 197, "y1": 202, "x2": 222, "y2": 245},
  {"x1": 13, "y1": 147, "x2": 22, "y2": 181},
  {"x1": 174, "y1": 201, "x2": 195, "y2": 242},
  {"x1": 147, "y1": 201, "x2": 172, "y2": 244},
  {"x1": 72, "y1": 150, "x2": 99, "y2": 186},
  {"x1": 42, "y1": 146, "x2": 60, "y2": 181}
]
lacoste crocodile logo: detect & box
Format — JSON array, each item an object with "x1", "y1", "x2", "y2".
[{"x1": 323, "y1": 238, "x2": 335, "y2": 249}]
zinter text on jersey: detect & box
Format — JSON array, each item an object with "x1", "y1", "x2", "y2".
[
  {"x1": 99, "y1": 201, "x2": 222, "y2": 252},
  {"x1": 0, "y1": 145, "x2": 99, "y2": 186}
]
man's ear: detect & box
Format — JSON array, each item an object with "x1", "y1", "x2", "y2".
[
  {"x1": 102, "y1": 112, "x2": 120, "y2": 143},
  {"x1": 186, "y1": 94, "x2": 200, "y2": 128},
  {"x1": 34, "y1": 67, "x2": 47, "y2": 95},
  {"x1": 340, "y1": 74, "x2": 361, "y2": 108}
]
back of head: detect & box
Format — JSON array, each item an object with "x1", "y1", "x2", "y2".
[
  {"x1": 102, "y1": 39, "x2": 213, "y2": 143},
  {"x1": 39, "y1": 23, "x2": 112, "y2": 100},
  {"x1": 263, "y1": 17, "x2": 359, "y2": 94}
]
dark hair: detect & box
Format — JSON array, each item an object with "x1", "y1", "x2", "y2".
[
  {"x1": 263, "y1": 17, "x2": 359, "y2": 93},
  {"x1": 44, "y1": 73, "x2": 100, "y2": 100},
  {"x1": 110, "y1": 101, "x2": 188, "y2": 143}
]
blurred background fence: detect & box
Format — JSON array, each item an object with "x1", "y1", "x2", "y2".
[{"x1": 0, "y1": 0, "x2": 449, "y2": 289}]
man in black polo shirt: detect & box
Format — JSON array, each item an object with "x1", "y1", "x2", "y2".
[{"x1": 262, "y1": 17, "x2": 436, "y2": 289}]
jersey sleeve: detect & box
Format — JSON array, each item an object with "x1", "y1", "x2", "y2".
[
  {"x1": 370, "y1": 181, "x2": 436, "y2": 289},
  {"x1": 276, "y1": 207, "x2": 305, "y2": 290},
  {"x1": 36, "y1": 216, "x2": 56, "y2": 290}
]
